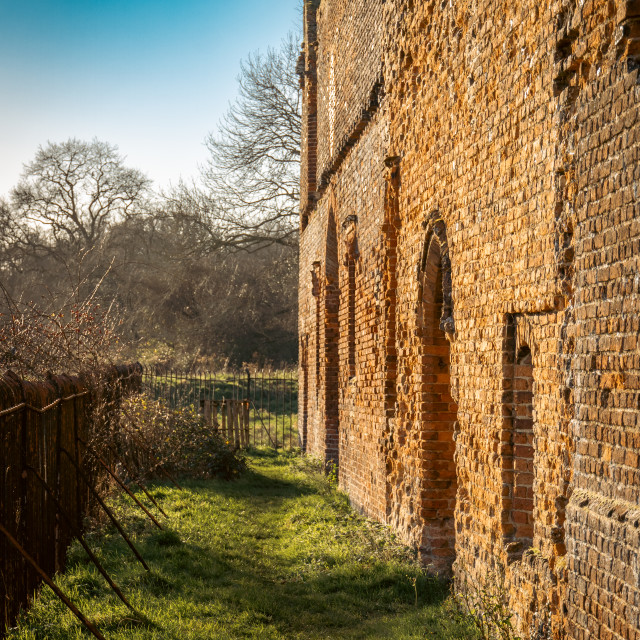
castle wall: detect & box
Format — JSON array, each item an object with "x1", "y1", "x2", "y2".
[{"x1": 299, "y1": 0, "x2": 640, "y2": 637}]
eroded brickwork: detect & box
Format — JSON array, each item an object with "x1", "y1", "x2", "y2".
[{"x1": 298, "y1": 1, "x2": 640, "y2": 637}]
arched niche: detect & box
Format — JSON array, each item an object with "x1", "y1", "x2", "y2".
[
  {"x1": 416, "y1": 212, "x2": 458, "y2": 572},
  {"x1": 323, "y1": 208, "x2": 340, "y2": 466},
  {"x1": 419, "y1": 212, "x2": 455, "y2": 337}
]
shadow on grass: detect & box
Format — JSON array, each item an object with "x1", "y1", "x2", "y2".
[
  {"x1": 120, "y1": 458, "x2": 453, "y2": 637},
  {"x1": 10, "y1": 452, "x2": 472, "y2": 640},
  {"x1": 97, "y1": 613, "x2": 157, "y2": 634},
  {"x1": 178, "y1": 455, "x2": 320, "y2": 502}
]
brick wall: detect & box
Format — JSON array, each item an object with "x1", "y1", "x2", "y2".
[{"x1": 299, "y1": 0, "x2": 640, "y2": 637}]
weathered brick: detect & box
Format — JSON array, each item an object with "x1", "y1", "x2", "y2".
[{"x1": 298, "y1": 1, "x2": 640, "y2": 638}]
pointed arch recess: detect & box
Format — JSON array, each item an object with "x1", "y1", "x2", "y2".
[
  {"x1": 416, "y1": 211, "x2": 458, "y2": 572},
  {"x1": 419, "y1": 211, "x2": 454, "y2": 336},
  {"x1": 323, "y1": 208, "x2": 340, "y2": 466}
]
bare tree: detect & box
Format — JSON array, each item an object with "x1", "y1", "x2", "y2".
[
  {"x1": 195, "y1": 31, "x2": 301, "y2": 250},
  {"x1": 154, "y1": 184, "x2": 229, "y2": 258},
  {"x1": 10, "y1": 138, "x2": 150, "y2": 256},
  {"x1": 0, "y1": 199, "x2": 15, "y2": 264},
  {"x1": 0, "y1": 29, "x2": 303, "y2": 366}
]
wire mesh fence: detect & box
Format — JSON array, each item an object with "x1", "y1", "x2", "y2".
[{"x1": 141, "y1": 367, "x2": 299, "y2": 449}]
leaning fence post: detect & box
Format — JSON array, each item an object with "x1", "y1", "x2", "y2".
[
  {"x1": 78, "y1": 438, "x2": 164, "y2": 530},
  {"x1": 26, "y1": 466, "x2": 135, "y2": 613},
  {"x1": 102, "y1": 441, "x2": 168, "y2": 517},
  {"x1": 0, "y1": 520, "x2": 107, "y2": 640},
  {"x1": 61, "y1": 449, "x2": 150, "y2": 571}
]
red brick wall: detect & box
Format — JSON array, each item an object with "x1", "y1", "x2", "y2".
[
  {"x1": 299, "y1": 0, "x2": 640, "y2": 637},
  {"x1": 315, "y1": 0, "x2": 385, "y2": 188},
  {"x1": 561, "y1": 1, "x2": 640, "y2": 637},
  {"x1": 299, "y1": 0, "x2": 319, "y2": 224}
]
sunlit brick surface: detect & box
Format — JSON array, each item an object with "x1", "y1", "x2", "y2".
[{"x1": 298, "y1": 1, "x2": 640, "y2": 637}]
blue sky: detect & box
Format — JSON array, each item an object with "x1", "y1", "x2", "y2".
[{"x1": 0, "y1": 0, "x2": 300, "y2": 197}]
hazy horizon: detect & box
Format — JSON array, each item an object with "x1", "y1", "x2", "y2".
[{"x1": 0, "y1": 0, "x2": 300, "y2": 198}]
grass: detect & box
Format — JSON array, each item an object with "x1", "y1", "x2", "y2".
[{"x1": 7, "y1": 450, "x2": 477, "y2": 639}]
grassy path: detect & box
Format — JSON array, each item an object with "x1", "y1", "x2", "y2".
[{"x1": 8, "y1": 451, "x2": 476, "y2": 639}]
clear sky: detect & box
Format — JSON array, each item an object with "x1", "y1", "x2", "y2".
[{"x1": 0, "y1": 0, "x2": 301, "y2": 198}]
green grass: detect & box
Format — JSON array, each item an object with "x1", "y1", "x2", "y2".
[{"x1": 7, "y1": 451, "x2": 477, "y2": 639}]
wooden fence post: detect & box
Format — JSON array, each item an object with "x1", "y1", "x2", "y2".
[
  {"x1": 203, "y1": 399, "x2": 212, "y2": 427},
  {"x1": 241, "y1": 402, "x2": 246, "y2": 447},
  {"x1": 212, "y1": 401, "x2": 220, "y2": 434},
  {"x1": 243, "y1": 401, "x2": 250, "y2": 447},
  {"x1": 221, "y1": 400, "x2": 228, "y2": 439},
  {"x1": 233, "y1": 402, "x2": 240, "y2": 448}
]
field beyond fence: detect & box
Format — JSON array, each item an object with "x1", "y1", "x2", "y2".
[{"x1": 142, "y1": 368, "x2": 299, "y2": 450}]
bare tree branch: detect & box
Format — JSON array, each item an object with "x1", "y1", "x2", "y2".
[
  {"x1": 10, "y1": 138, "x2": 151, "y2": 256},
  {"x1": 167, "y1": 32, "x2": 301, "y2": 252}
]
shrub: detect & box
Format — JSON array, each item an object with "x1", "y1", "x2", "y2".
[{"x1": 119, "y1": 394, "x2": 247, "y2": 480}]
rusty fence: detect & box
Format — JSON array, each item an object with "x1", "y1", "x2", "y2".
[
  {"x1": 0, "y1": 364, "x2": 142, "y2": 638},
  {"x1": 142, "y1": 367, "x2": 299, "y2": 449}
]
